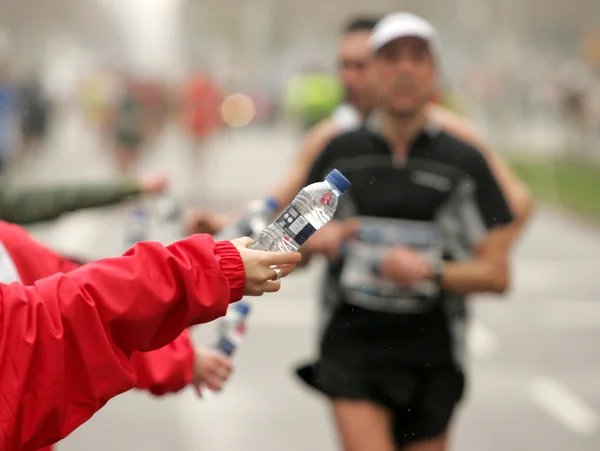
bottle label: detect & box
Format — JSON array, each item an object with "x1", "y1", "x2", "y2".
[
  {"x1": 275, "y1": 206, "x2": 317, "y2": 246},
  {"x1": 215, "y1": 336, "x2": 237, "y2": 357}
]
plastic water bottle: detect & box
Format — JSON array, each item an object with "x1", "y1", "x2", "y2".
[
  {"x1": 125, "y1": 206, "x2": 149, "y2": 248},
  {"x1": 250, "y1": 169, "x2": 351, "y2": 251},
  {"x1": 200, "y1": 301, "x2": 251, "y2": 399},
  {"x1": 201, "y1": 197, "x2": 278, "y2": 400},
  {"x1": 155, "y1": 194, "x2": 183, "y2": 245},
  {"x1": 216, "y1": 196, "x2": 280, "y2": 241}
]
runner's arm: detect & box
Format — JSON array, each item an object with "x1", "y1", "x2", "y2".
[{"x1": 439, "y1": 153, "x2": 515, "y2": 294}]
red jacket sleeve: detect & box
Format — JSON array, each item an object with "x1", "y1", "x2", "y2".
[
  {"x1": 0, "y1": 235, "x2": 245, "y2": 451},
  {"x1": 131, "y1": 330, "x2": 195, "y2": 395}
]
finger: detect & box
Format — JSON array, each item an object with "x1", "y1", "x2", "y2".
[
  {"x1": 215, "y1": 365, "x2": 232, "y2": 381},
  {"x1": 262, "y1": 251, "x2": 302, "y2": 266},
  {"x1": 215, "y1": 356, "x2": 233, "y2": 371},
  {"x1": 270, "y1": 263, "x2": 296, "y2": 279},
  {"x1": 259, "y1": 280, "x2": 282, "y2": 293},
  {"x1": 206, "y1": 376, "x2": 224, "y2": 391}
]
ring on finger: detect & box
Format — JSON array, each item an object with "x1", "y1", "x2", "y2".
[{"x1": 271, "y1": 267, "x2": 282, "y2": 281}]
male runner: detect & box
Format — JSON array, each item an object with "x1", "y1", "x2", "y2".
[{"x1": 299, "y1": 12, "x2": 516, "y2": 451}]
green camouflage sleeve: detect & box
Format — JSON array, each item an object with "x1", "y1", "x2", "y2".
[{"x1": 0, "y1": 181, "x2": 143, "y2": 225}]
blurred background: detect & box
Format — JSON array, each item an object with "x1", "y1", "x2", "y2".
[{"x1": 0, "y1": 0, "x2": 598, "y2": 450}]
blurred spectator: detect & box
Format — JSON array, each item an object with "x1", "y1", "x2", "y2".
[
  {"x1": 17, "y1": 71, "x2": 51, "y2": 150},
  {"x1": 179, "y1": 73, "x2": 223, "y2": 143},
  {"x1": 283, "y1": 68, "x2": 344, "y2": 130}
]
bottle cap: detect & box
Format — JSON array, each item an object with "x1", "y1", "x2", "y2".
[
  {"x1": 264, "y1": 196, "x2": 280, "y2": 212},
  {"x1": 325, "y1": 169, "x2": 351, "y2": 194},
  {"x1": 235, "y1": 300, "x2": 251, "y2": 316}
]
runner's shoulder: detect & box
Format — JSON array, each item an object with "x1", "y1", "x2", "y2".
[
  {"x1": 300, "y1": 117, "x2": 343, "y2": 163},
  {"x1": 428, "y1": 104, "x2": 485, "y2": 149}
]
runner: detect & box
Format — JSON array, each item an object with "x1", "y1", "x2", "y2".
[
  {"x1": 180, "y1": 73, "x2": 223, "y2": 144},
  {"x1": 298, "y1": 12, "x2": 516, "y2": 450},
  {"x1": 112, "y1": 76, "x2": 146, "y2": 172}
]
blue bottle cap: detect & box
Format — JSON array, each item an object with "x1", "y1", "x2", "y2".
[
  {"x1": 325, "y1": 169, "x2": 351, "y2": 194},
  {"x1": 235, "y1": 300, "x2": 251, "y2": 316},
  {"x1": 264, "y1": 196, "x2": 280, "y2": 212}
]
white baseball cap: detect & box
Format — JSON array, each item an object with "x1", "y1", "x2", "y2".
[{"x1": 370, "y1": 12, "x2": 440, "y2": 58}]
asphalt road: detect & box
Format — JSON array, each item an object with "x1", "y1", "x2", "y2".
[{"x1": 13, "y1": 109, "x2": 600, "y2": 451}]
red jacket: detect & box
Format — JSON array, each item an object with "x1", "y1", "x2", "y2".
[{"x1": 0, "y1": 221, "x2": 245, "y2": 451}]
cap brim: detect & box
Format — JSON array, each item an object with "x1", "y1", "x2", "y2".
[{"x1": 371, "y1": 28, "x2": 435, "y2": 52}]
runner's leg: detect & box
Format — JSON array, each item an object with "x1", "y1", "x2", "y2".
[{"x1": 332, "y1": 399, "x2": 397, "y2": 451}]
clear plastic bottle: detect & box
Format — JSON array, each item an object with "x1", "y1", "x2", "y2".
[
  {"x1": 201, "y1": 197, "x2": 278, "y2": 401},
  {"x1": 125, "y1": 206, "x2": 149, "y2": 248},
  {"x1": 216, "y1": 196, "x2": 280, "y2": 241},
  {"x1": 250, "y1": 169, "x2": 351, "y2": 251},
  {"x1": 200, "y1": 301, "x2": 251, "y2": 399}
]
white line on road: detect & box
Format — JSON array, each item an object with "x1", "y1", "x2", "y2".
[
  {"x1": 529, "y1": 377, "x2": 598, "y2": 435},
  {"x1": 467, "y1": 321, "x2": 498, "y2": 359}
]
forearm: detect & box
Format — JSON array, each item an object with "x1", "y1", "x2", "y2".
[
  {"x1": 0, "y1": 182, "x2": 143, "y2": 224},
  {"x1": 131, "y1": 330, "x2": 195, "y2": 396},
  {"x1": 0, "y1": 236, "x2": 243, "y2": 450},
  {"x1": 440, "y1": 259, "x2": 509, "y2": 294}
]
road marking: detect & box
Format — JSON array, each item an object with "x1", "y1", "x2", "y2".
[
  {"x1": 467, "y1": 321, "x2": 498, "y2": 359},
  {"x1": 542, "y1": 300, "x2": 600, "y2": 330},
  {"x1": 529, "y1": 377, "x2": 598, "y2": 435}
]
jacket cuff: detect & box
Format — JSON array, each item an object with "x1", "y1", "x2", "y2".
[{"x1": 214, "y1": 241, "x2": 245, "y2": 302}]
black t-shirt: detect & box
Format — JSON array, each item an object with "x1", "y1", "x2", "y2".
[{"x1": 305, "y1": 120, "x2": 513, "y2": 366}]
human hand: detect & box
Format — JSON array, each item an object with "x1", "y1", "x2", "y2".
[
  {"x1": 140, "y1": 174, "x2": 169, "y2": 195},
  {"x1": 231, "y1": 237, "x2": 301, "y2": 296},
  {"x1": 185, "y1": 208, "x2": 229, "y2": 236},
  {"x1": 192, "y1": 346, "x2": 233, "y2": 396},
  {"x1": 379, "y1": 246, "x2": 432, "y2": 288}
]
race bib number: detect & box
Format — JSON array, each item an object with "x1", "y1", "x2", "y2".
[
  {"x1": 0, "y1": 241, "x2": 21, "y2": 284},
  {"x1": 340, "y1": 217, "x2": 442, "y2": 313}
]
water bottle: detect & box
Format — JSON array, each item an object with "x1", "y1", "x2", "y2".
[
  {"x1": 125, "y1": 206, "x2": 149, "y2": 248},
  {"x1": 155, "y1": 194, "x2": 183, "y2": 245},
  {"x1": 200, "y1": 301, "x2": 251, "y2": 399},
  {"x1": 201, "y1": 197, "x2": 278, "y2": 400},
  {"x1": 250, "y1": 169, "x2": 351, "y2": 251},
  {"x1": 216, "y1": 196, "x2": 280, "y2": 241}
]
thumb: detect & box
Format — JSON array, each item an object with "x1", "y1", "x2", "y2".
[{"x1": 232, "y1": 236, "x2": 253, "y2": 248}]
